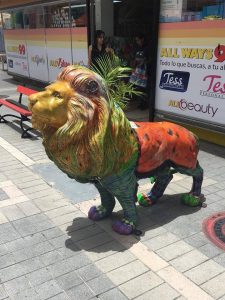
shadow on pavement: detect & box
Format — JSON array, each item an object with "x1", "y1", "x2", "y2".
[{"x1": 64, "y1": 193, "x2": 202, "y2": 253}]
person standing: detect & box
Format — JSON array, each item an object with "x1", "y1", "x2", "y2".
[
  {"x1": 88, "y1": 30, "x2": 113, "y2": 68},
  {"x1": 130, "y1": 33, "x2": 150, "y2": 109}
]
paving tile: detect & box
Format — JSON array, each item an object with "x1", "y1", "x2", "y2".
[
  {"x1": 3, "y1": 275, "x2": 31, "y2": 296},
  {"x1": 0, "y1": 263, "x2": 27, "y2": 283},
  {"x1": 67, "y1": 224, "x2": 103, "y2": 243},
  {"x1": 12, "y1": 241, "x2": 54, "y2": 263},
  {"x1": 170, "y1": 249, "x2": 209, "y2": 273},
  {"x1": 135, "y1": 283, "x2": 180, "y2": 300},
  {"x1": 20, "y1": 257, "x2": 45, "y2": 273},
  {"x1": 17, "y1": 201, "x2": 41, "y2": 216},
  {"x1": 56, "y1": 270, "x2": 83, "y2": 290},
  {"x1": 77, "y1": 264, "x2": 103, "y2": 281},
  {"x1": 49, "y1": 234, "x2": 74, "y2": 249},
  {"x1": 99, "y1": 288, "x2": 128, "y2": 300},
  {"x1": 67, "y1": 283, "x2": 95, "y2": 300},
  {"x1": 213, "y1": 253, "x2": 225, "y2": 268},
  {"x1": 119, "y1": 271, "x2": 163, "y2": 299},
  {"x1": 8, "y1": 288, "x2": 41, "y2": 300},
  {"x1": 35, "y1": 279, "x2": 63, "y2": 300},
  {"x1": 87, "y1": 274, "x2": 115, "y2": 295},
  {"x1": 57, "y1": 244, "x2": 81, "y2": 259},
  {"x1": 140, "y1": 226, "x2": 167, "y2": 242},
  {"x1": 198, "y1": 243, "x2": 224, "y2": 258},
  {"x1": 47, "y1": 293, "x2": 70, "y2": 300},
  {"x1": 95, "y1": 251, "x2": 136, "y2": 273},
  {"x1": 5, "y1": 232, "x2": 47, "y2": 252},
  {"x1": 107, "y1": 260, "x2": 149, "y2": 285},
  {"x1": 1, "y1": 205, "x2": 25, "y2": 221},
  {"x1": 0, "y1": 244, "x2": 8, "y2": 257},
  {"x1": 76, "y1": 232, "x2": 113, "y2": 251},
  {"x1": 44, "y1": 205, "x2": 78, "y2": 219},
  {"x1": 26, "y1": 267, "x2": 53, "y2": 287},
  {"x1": 49, "y1": 252, "x2": 91, "y2": 277},
  {"x1": 11, "y1": 215, "x2": 54, "y2": 236},
  {"x1": 85, "y1": 240, "x2": 125, "y2": 262},
  {"x1": 0, "y1": 223, "x2": 20, "y2": 244},
  {"x1": 184, "y1": 232, "x2": 209, "y2": 248},
  {"x1": 0, "y1": 253, "x2": 15, "y2": 269},
  {"x1": 42, "y1": 227, "x2": 64, "y2": 240},
  {"x1": 0, "y1": 285, "x2": 7, "y2": 300},
  {"x1": 185, "y1": 260, "x2": 225, "y2": 285},
  {"x1": 156, "y1": 240, "x2": 193, "y2": 261},
  {"x1": 201, "y1": 272, "x2": 225, "y2": 299},
  {"x1": 143, "y1": 232, "x2": 180, "y2": 251}
]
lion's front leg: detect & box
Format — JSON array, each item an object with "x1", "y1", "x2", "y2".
[
  {"x1": 88, "y1": 181, "x2": 116, "y2": 221},
  {"x1": 100, "y1": 170, "x2": 138, "y2": 235}
]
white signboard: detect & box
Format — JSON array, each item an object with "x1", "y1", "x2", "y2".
[
  {"x1": 46, "y1": 28, "x2": 72, "y2": 82},
  {"x1": 26, "y1": 29, "x2": 48, "y2": 82},
  {"x1": 155, "y1": 44, "x2": 225, "y2": 125}
]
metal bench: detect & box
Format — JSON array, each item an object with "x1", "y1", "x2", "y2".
[{"x1": 0, "y1": 85, "x2": 37, "y2": 138}]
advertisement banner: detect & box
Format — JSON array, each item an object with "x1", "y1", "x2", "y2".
[
  {"x1": 155, "y1": 20, "x2": 225, "y2": 126},
  {"x1": 4, "y1": 29, "x2": 29, "y2": 77},
  {"x1": 46, "y1": 28, "x2": 72, "y2": 82},
  {"x1": 71, "y1": 27, "x2": 88, "y2": 66},
  {"x1": 26, "y1": 29, "x2": 48, "y2": 82}
]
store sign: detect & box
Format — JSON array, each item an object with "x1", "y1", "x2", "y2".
[
  {"x1": 155, "y1": 21, "x2": 225, "y2": 126},
  {"x1": 31, "y1": 55, "x2": 45, "y2": 65},
  {"x1": 49, "y1": 58, "x2": 70, "y2": 68},
  {"x1": 4, "y1": 31, "x2": 29, "y2": 77},
  {"x1": 159, "y1": 70, "x2": 190, "y2": 92}
]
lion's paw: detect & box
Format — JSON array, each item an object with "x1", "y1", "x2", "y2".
[
  {"x1": 112, "y1": 219, "x2": 134, "y2": 235},
  {"x1": 137, "y1": 193, "x2": 157, "y2": 207},
  {"x1": 181, "y1": 193, "x2": 206, "y2": 207},
  {"x1": 88, "y1": 205, "x2": 109, "y2": 221}
]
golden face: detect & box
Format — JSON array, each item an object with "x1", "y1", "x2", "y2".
[{"x1": 29, "y1": 81, "x2": 74, "y2": 130}]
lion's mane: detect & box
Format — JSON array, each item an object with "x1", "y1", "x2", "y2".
[{"x1": 41, "y1": 65, "x2": 138, "y2": 180}]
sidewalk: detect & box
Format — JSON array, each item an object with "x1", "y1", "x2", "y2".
[{"x1": 0, "y1": 73, "x2": 225, "y2": 300}]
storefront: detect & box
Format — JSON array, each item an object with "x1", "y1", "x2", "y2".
[
  {"x1": 0, "y1": 0, "x2": 89, "y2": 82},
  {"x1": 155, "y1": 0, "x2": 225, "y2": 134}
]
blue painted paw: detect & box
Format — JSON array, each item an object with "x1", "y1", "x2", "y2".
[
  {"x1": 112, "y1": 220, "x2": 134, "y2": 235},
  {"x1": 88, "y1": 205, "x2": 109, "y2": 221}
]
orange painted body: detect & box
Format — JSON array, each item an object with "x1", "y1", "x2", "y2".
[{"x1": 134, "y1": 122, "x2": 199, "y2": 174}]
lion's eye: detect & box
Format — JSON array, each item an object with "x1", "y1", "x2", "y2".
[
  {"x1": 52, "y1": 91, "x2": 61, "y2": 98},
  {"x1": 86, "y1": 80, "x2": 98, "y2": 94}
]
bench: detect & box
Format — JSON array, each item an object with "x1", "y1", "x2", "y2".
[{"x1": 0, "y1": 85, "x2": 37, "y2": 138}]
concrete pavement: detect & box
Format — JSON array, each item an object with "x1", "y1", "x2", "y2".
[{"x1": 0, "y1": 69, "x2": 225, "y2": 300}]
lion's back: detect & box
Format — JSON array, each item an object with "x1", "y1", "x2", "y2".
[{"x1": 134, "y1": 121, "x2": 199, "y2": 174}]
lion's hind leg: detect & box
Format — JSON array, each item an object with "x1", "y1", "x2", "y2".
[
  {"x1": 174, "y1": 161, "x2": 205, "y2": 207},
  {"x1": 138, "y1": 168, "x2": 173, "y2": 207},
  {"x1": 88, "y1": 181, "x2": 115, "y2": 221}
]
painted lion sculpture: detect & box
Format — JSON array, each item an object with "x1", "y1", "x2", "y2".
[{"x1": 29, "y1": 65, "x2": 204, "y2": 235}]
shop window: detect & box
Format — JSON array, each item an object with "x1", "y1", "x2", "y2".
[
  {"x1": 24, "y1": 7, "x2": 44, "y2": 29},
  {"x1": 2, "y1": 10, "x2": 24, "y2": 29},
  {"x1": 160, "y1": 0, "x2": 225, "y2": 22},
  {"x1": 70, "y1": 1, "x2": 87, "y2": 27},
  {"x1": 44, "y1": 3, "x2": 70, "y2": 28}
]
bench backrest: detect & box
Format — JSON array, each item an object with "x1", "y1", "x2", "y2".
[{"x1": 17, "y1": 85, "x2": 37, "y2": 96}]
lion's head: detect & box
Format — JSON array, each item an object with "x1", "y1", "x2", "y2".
[
  {"x1": 29, "y1": 65, "x2": 110, "y2": 137},
  {"x1": 29, "y1": 65, "x2": 138, "y2": 179}
]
